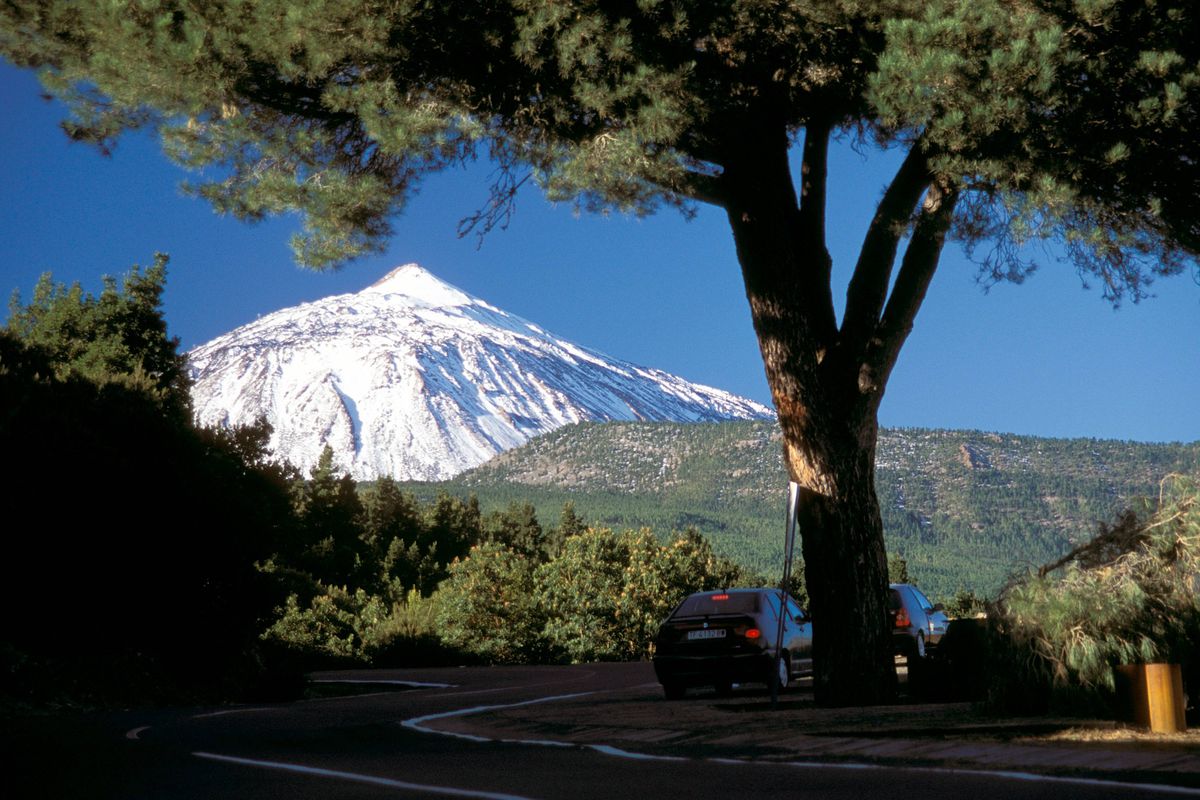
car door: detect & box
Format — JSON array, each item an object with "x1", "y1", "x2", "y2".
[
  {"x1": 910, "y1": 585, "x2": 949, "y2": 645},
  {"x1": 783, "y1": 596, "x2": 813, "y2": 675}
]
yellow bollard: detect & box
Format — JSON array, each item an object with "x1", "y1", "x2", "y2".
[{"x1": 1115, "y1": 663, "x2": 1187, "y2": 733}]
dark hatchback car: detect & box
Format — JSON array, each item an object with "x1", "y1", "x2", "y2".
[
  {"x1": 652, "y1": 588, "x2": 812, "y2": 699},
  {"x1": 889, "y1": 582, "x2": 949, "y2": 660}
]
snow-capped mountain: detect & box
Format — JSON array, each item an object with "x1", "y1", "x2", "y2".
[{"x1": 188, "y1": 264, "x2": 774, "y2": 481}]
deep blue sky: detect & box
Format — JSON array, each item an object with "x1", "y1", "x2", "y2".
[{"x1": 2, "y1": 62, "x2": 1197, "y2": 443}]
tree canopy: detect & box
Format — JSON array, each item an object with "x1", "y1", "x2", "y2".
[{"x1": 2, "y1": 1, "x2": 1193, "y2": 281}]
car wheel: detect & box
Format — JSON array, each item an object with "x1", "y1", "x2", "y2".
[
  {"x1": 662, "y1": 682, "x2": 686, "y2": 701},
  {"x1": 912, "y1": 631, "x2": 927, "y2": 661}
]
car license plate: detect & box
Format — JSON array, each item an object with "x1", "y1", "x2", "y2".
[{"x1": 687, "y1": 629, "x2": 726, "y2": 640}]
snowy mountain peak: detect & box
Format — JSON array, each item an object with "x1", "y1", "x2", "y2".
[
  {"x1": 364, "y1": 262, "x2": 475, "y2": 308},
  {"x1": 188, "y1": 264, "x2": 774, "y2": 481}
]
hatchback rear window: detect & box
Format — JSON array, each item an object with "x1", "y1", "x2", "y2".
[{"x1": 673, "y1": 592, "x2": 760, "y2": 616}]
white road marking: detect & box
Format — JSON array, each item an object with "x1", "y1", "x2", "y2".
[
  {"x1": 192, "y1": 707, "x2": 276, "y2": 719},
  {"x1": 402, "y1": 691, "x2": 695, "y2": 760},
  {"x1": 310, "y1": 679, "x2": 456, "y2": 688},
  {"x1": 586, "y1": 744, "x2": 687, "y2": 762},
  {"x1": 193, "y1": 751, "x2": 540, "y2": 800},
  {"x1": 421, "y1": 671, "x2": 603, "y2": 701},
  {"x1": 401, "y1": 692, "x2": 596, "y2": 739},
  {"x1": 300, "y1": 691, "x2": 401, "y2": 704},
  {"x1": 124, "y1": 726, "x2": 150, "y2": 740}
]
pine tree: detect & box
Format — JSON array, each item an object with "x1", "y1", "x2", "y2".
[
  {"x1": 483, "y1": 501, "x2": 547, "y2": 561},
  {"x1": 423, "y1": 492, "x2": 481, "y2": 567},
  {"x1": 6, "y1": 254, "x2": 190, "y2": 417},
  {"x1": 291, "y1": 445, "x2": 366, "y2": 586},
  {"x1": 546, "y1": 501, "x2": 588, "y2": 558}
]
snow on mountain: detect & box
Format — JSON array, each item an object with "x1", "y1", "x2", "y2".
[{"x1": 187, "y1": 264, "x2": 774, "y2": 481}]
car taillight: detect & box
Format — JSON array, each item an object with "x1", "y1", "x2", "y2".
[
  {"x1": 894, "y1": 607, "x2": 911, "y2": 628},
  {"x1": 744, "y1": 627, "x2": 762, "y2": 640}
]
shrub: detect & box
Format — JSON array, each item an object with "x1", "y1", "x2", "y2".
[
  {"x1": 538, "y1": 528, "x2": 750, "y2": 663},
  {"x1": 261, "y1": 585, "x2": 392, "y2": 665},
  {"x1": 435, "y1": 542, "x2": 551, "y2": 664},
  {"x1": 366, "y1": 587, "x2": 476, "y2": 667},
  {"x1": 986, "y1": 475, "x2": 1199, "y2": 712}
]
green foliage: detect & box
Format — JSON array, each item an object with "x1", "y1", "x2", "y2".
[
  {"x1": 887, "y1": 552, "x2": 910, "y2": 584},
  {"x1": 260, "y1": 581, "x2": 459, "y2": 667},
  {"x1": 375, "y1": 586, "x2": 442, "y2": 645},
  {"x1": 262, "y1": 585, "x2": 392, "y2": 664},
  {"x1": 273, "y1": 455, "x2": 485, "y2": 599},
  {"x1": 259, "y1": 482, "x2": 760, "y2": 668},
  {"x1": 6, "y1": 255, "x2": 190, "y2": 415},
  {"x1": 482, "y1": 501, "x2": 548, "y2": 561},
  {"x1": 358, "y1": 476, "x2": 431, "y2": 592},
  {"x1": 436, "y1": 541, "x2": 549, "y2": 664},
  {"x1": 1, "y1": 267, "x2": 298, "y2": 706},
  {"x1": 3, "y1": 1, "x2": 1194, "y2": 287},
  {"x1": 422, "y1": 492, "x2": 480, "y2": 567},
  {"x1": 989, "y1": 476, "x2": 1200, "y2": 708},
  {"x1": 608, "y1": 528, "x2": 748, "y2": 660},
  {"x1": 288, "y1": 445, "x2": 367, "y2": 586},
  {"x1": 943, "y1": 589, "x2": 987, "y2": 619},
  {"x1": 436, "y1": 525, "x2": 750, "y2": 665},
  {"x1": 537, "y1": 529, "x2": 636, "y2": 662},
  {"x1": 360, "y1": 476, "x2": 424, "y2": 555}
]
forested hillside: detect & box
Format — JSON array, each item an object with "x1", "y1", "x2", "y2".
[{"x1": 407, "y1": 422, "x2": 1199, "y2": 599}]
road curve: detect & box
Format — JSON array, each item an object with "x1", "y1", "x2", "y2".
[{"x1": 5, "y1": 662, "x2": 1189, "y2": 799}]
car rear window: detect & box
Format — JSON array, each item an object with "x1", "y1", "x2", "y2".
[
  {"x1": 888, "y1": 588, "x2": 902, "y2": 610},
  {"x1": 674, "y1": 592, "x2": 760, "y2": 616}
]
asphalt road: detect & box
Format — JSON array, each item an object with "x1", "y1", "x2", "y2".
[{"x1": 3, "y1": 662, "x2": 1185, "y2": 799}]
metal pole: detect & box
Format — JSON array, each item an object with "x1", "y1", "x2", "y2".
[{"x1": 772, "y1": 481, "x2": 801, "y2": 707}]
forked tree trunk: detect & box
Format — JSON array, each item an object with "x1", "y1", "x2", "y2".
[{"x1": 718, "y1": 123, "x2": 937, "y2": 706}]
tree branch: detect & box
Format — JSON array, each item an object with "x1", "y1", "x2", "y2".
[
  {"x1": 675, "y1": 168, "x2": 726, "y2": 207},
  {"x1": 798, "y1": 120, "x2": 831, "y2": 248},
  {"x1": 840, "y1": 143, "x2": 932, "y2": 354},
  {"x1": 797, "y1": 118, "x2": 837, "y2": 344},
  {"x1": 233, "y1": 60, "x2": 359, "y2": 127},
  {"x1": 862, "y1": 180, "x2": 960, "y2": 398}
]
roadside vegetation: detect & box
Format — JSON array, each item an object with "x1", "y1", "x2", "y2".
[
  {"x1": 3, "y1": 258, "x2": 295, "y2": 708},
  {"x1": 981, "y1": 475, "x2": 1200, "y2": 716},
  {"x1": 261, "y1": 478, "x2": 759, "y2": 668}
]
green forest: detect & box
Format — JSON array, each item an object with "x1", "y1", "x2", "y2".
[{"x1": 408, "y1": 421, "x2": 1198, "y2": 601}]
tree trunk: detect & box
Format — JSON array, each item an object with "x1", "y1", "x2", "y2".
[
  {"x1": 791, "y1": 428, "x2": 896, "y2": 706},
  {"x1": 720, "y1": 123, "x2": 899, "y2": 706}
]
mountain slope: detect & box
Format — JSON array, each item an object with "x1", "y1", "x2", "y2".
[
  {"x1": 187, "y1": 265, "x2": 771, "y2": 480},
  {"x1": 425, "y1": 421, "x2": 1200, "y2": 598}
]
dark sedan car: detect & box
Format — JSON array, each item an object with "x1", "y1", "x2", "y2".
[
  {"x1": 652, "y1": 588, "x2": 812, "y2": 699},
  {"x1": 889, "y1": 582, "x2": 949, "y2": 660}
]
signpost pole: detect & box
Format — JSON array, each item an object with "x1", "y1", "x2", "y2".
[{"x1": 771, "y1": 481, "x2": 801, "y2": 708}]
